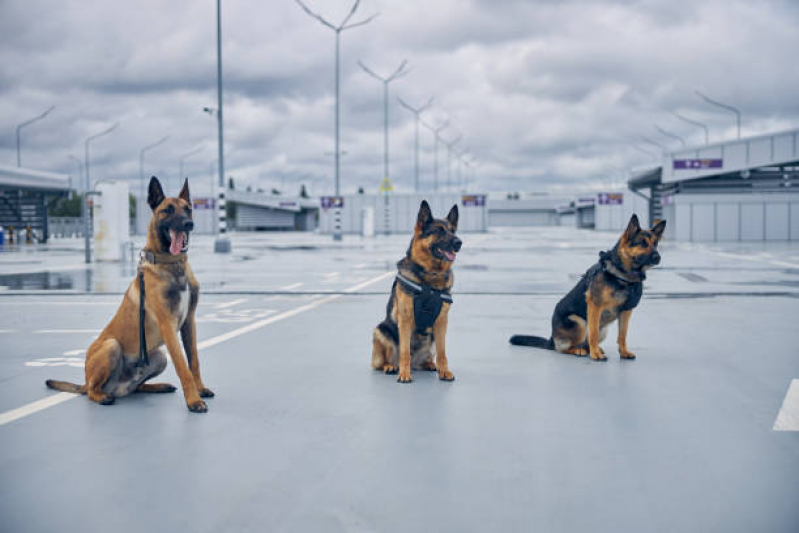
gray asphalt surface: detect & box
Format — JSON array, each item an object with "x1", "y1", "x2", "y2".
[{"x1": 0, "y1": 228, "x2": 798, "y2": 532}]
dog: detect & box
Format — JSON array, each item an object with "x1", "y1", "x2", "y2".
[
  {"x1": 510, "y1": 214, "x2": 666, "y2": 361},
  {"x1": 46, "y1": 177, "x2": 213, "y2": 412},
  {"x1": 371, "y1": 200, "x2": 462, "y2": 383}
]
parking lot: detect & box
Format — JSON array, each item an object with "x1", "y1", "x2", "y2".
[{"x1": 1, "y1": 227, "x2": 798, "y2": 532}]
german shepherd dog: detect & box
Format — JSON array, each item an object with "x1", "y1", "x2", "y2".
[
  {"x1": 510, "y1": 214, "x2": 665, "y2": 361},
  {"x1": 372, "y1": 201, "x2": 462, "y2": 383},
  {"x1": 46, "y1": 177, "x2": 213, "y2": 412}
]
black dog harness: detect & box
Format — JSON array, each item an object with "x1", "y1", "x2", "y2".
[
  {"x1": 587, "y1": 250, "x2": 644, "y2": 311},
  {"x1": 396, "y1": 273, "x2": 453, "y2": 334}
]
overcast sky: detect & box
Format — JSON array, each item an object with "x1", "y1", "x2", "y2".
[{"x1": 1, "y1": 0, "x2": 797, "y2": 197}]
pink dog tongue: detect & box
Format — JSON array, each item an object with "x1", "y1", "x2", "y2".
[
  {"x1": 169, "y1": 231, "x2": 184, "y2": 255},
  {"x1": 444, "y1": 250, "x2": 455, "y2": 261}
]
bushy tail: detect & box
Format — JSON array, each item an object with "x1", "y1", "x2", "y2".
[
  {"x1": 509, "y1": 335, "x2": 554, "y2": 349},
  {"x1": 45, "y1": 380, "x2": 86, "y2": 394}
]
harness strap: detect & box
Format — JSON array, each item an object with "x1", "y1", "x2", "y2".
[
  {"x1": 396, "y1": 274, "x2": 453, "y2": 303},
  {"x1": 396, "y1": 273, "x2": 453, "y2": 334},
  {"x1": 137, "y1": 269, "x2": 150, "y2": 367}
]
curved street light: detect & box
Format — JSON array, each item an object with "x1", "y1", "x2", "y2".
[
  {"x1": 139, "y1": 135, "x2": 170, "y2": 200},
  {"x1": 16, "y1": 105, "x2": 55, "y2": 167},
  {"x1": 422, "y1": 119, "x2": 449, "y2": 191},
  {"x1": 397, "y1": 96, "x2": 434, "y2": 193},
  {"x1": 672, "y1": 112, "x2": 709, "y2": 144},
  {"x1": 695, "y1": 90, "x2": 741, "y2": 139},
  {"x1": 84, "y1": 122, "x2": 120, "y2": 263}
]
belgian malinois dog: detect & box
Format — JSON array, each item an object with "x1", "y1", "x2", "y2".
[
  {"x1": 372, "y1": 200, "x2": 462, "y2": 383},
  {"x1": 46, "y1": 177, "x2": 213, "y2": 412},
  {"x1": 510, "y1": 214, "x2": 666, "y2": 361}
]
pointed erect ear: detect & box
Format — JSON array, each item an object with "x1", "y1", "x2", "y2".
[
  {"x1": 446, "y1": 204, "x2": 459, "y2": 231},
  {"x1": 147, "y1": 176, "x2": 165, "y2": 210},
  {"x1": 416, "y1": 200, "x2": 433, "y2": 231},
  {"x1": 651, "y1": 219, "x2": 667, "y2": 240},
  {"x1": 622, "y1": 213, "x2": 641, "y2": 241},
  {"x1": 179, "y1": 178, "x2": 191, "y2": 204}
]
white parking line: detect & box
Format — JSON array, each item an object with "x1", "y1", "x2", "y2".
[
  {"x1": 774, "y1": 379, "x2": 799, "y2": 431},
  {"x1": 35, "y1": 329, "x2": 101, "y2": 334},
  {"x1": 0, "y1": 329, "x2": 16, "y2": 334},
  {"x1": 215, "y1": 298, "x2": 248, "y2": 309},
  {"x1": 278, "y1": 282, "x2": 303, "y2": 291},
  {"x1": 0, "y1": 271, "x2": 393, "y2": 427}
]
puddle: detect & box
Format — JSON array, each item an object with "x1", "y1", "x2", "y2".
[{"x1": 0, "y1": 271, "x2": 80, "y2": 290}]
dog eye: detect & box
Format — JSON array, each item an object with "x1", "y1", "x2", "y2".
[{"x1": 165, "y1": 205, "x2": 174, "y2": 215}]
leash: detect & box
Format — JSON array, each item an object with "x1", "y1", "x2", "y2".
[{"x1": 137, "y1": 264, "x2": 150, "y2": 368}]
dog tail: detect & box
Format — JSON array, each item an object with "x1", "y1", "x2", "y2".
[
  {"x1": 45, "y1": 380, "x2": 86, "y2": 394},
  {"x1": 509, "y1": 335, "x2": 554, "y2": 349}
]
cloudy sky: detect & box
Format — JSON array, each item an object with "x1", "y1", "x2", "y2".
[{"x1": 1, "y1": 0, "x2": 797, "y2": 197}]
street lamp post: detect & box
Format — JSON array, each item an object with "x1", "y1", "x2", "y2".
[
  {"x1": 397, "y1": 96, "x2": 434, "y2": 193},
  {"x1": 84, "y1": 122, "x2": 119, "y2": 263},
  {"x1": 654, "y1": 124, "x2": 686, "y2": 147},
  {"x1": 213, "y1": 0, "x2": 232, "y2": 253},
  {"x1": 295, "y1": 0, "x2": 378, "y2": 241},
  {"x1": 672, "y1": 112, "x2": 709, "y2": 144},
  {"x1": 67, "y1": 154, "x2": 83, "y2": 193},
  {"x1": 695, "y1": 90, "x2": 741, "y2": 139},
  {"x1": 139, "y1": 136, "x2": 170, "y2": 201},
  {"x1": 443, "y1": 134, "x2": 462, "y2": 191},
  {"x1": 179, "y1": 146, "x2": 204, "y2": 191},
  {"x1": 16, "y1": 106, "x2": 55, "y2": 167},
  {"x1": 421, "y1": 119, "x2": 449, "y2": 191},
  {"x1": 637, "y1": 134, "x2": 668, "y2": 155},
  {"x1": 358, "y1": 59, "x2": 409, "y2": 191}
]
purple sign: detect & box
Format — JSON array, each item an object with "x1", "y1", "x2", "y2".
[
  {"x1": 320, "y1": 196, "x2": 344, "y2": 209},
  {"x1": 673, "y1": 158, "x2": 723, "y2": 170},
  {"x1": 461, "y1": 194, "x2": 485, "y2": 207},
  {"x1": 598, "y1": 192, "x2": 623, "y2": 205},
  {"x1": 192, "y1": 198, "x2": 215, "y2": 210}
]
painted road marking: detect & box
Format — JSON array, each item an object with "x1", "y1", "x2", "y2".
[
  {"x1": 774, "y1": 379, "x2": 799, "y2": 431},
  {"x1": 26, "y1": 357, "x2": 84, "y2": 368},
  {"x1": 196, "y1": 308, "x2": 278, "y2": 324},
  {"x1": 0, "y1": 271, "x2": 393, "y2": 427},
  {"x1": 215, "y1": 298, "x2": 248, "y2": 309},
  {"x1": 278, "y1": 282, "x2": 303, "y2": 290},
  {"x1": 0, "y1": 329, "x2": 16, "y2": 333}
]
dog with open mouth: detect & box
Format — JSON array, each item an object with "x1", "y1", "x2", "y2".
[
  {"x1": 371, "y1": 200, "x2": 462, "y2": 383},
  {"x1": 46, "y1": 177, "x2": 213, "y2": 412}
]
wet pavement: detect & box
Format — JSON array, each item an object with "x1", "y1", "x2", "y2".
[{"x1": 0, "y1": 227, "x2": 798, "y2": 532}]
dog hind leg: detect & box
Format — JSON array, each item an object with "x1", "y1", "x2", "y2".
[
  {"x1": 136, "y1": 348, "x2": 176, "y2": 393},
  {"x1": 85, "y1": 339, "x2": 122, "y2": 405}
]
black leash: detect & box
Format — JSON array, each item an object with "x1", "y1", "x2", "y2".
[{"x1": 137, "y1": 267, "x2": 150, "y2": 368}]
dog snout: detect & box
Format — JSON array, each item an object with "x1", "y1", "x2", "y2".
[
  {"x1": 184, "y1": 220, "x2": 194, "y2": 232},
  {"x1": 452, "y1": 237, "x2": 462, "y2": 252},
  {"x1": 651, "y1": 251, "x2": 660, "y2": 264}
]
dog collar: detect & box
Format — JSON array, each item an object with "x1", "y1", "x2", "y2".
[
  {"x1": 139, "y1": 249, "x2": 186, "y2": 265},
  {"x1": 598, "y1": 250, "x2": 644, "y2": 284}
]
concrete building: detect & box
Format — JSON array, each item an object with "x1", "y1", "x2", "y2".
[
  {"x1": 0, "y1": 164, "x2": 70, "y2": 243},
  {"x1": 628, "y1": 127, "x2": 799, "y2": 241}
]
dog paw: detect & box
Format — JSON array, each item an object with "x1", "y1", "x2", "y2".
[
  {"x1": 187, "y1": 400, "x2": 208, "y2": 413},
  {"x1": 99, "y1": 394, "x2": 116, "y2": 405},
  {"x1": 438, "y1": 369, "x2": 455, "y2": 381},
  {"x1": 421, "y1": 361, "x2": 437, "y2": 371},
  {"x1": 397, "y1": 370, "x2": 413, "y2": 383},
  {"x1": 589, "y1": 351, "x2": 608, "y2": 361},
  {"x1": 620, "y1": 351, "x2": 637, "y2": 360},
  {"x1": 383, "y1": 364, "x2": 398, "y2": 374},
  {"x1": 199, "y1": 387, "x2": 215, "y2": 398}
]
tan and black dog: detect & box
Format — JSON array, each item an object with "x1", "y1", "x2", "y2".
[
  {"x1": 510, "y1": 214, "x2": 665, "y2": 361},
  {"x1": 46, "y1": 177, "x2": 213, "y2": 412},
  {"x1": 372, "y1": 200, "x2": 462, "y2": 383}
]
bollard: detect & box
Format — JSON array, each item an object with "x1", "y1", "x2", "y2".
[
  {"x1": 26, "y1": 224, "x2": 33, "y2": 244},
  {"x1": 0, "y1": 225, "x2": 4, "y2": 246},
  {"x1": 8, "y1": 226, "x2": 14, "y2": 245}
]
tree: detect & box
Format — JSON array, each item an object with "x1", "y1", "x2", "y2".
[{"x1": 48, "y1": 194, "x2": 83, "y2": 217}]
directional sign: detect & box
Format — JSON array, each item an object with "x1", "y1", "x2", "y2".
[
  {"x1": 378, "y1": 177, "x2": 393, "y2": 193},
  {"x1": 598, "y1": 192, "x2": 623, "y2": 205},
  {"x1": 321, "y1": 196, "x2": 344, "y2": 209},
  {"x1": 193, "y1": 198, "x2": 215, "y2": 210},
  {"x1": 673, "y1": 158, "x2": 723, "y2": 170}
]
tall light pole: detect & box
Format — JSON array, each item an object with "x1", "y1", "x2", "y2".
[
  {"x1": 654, "y1": 124, "x2": 686, "y2": 147},
  {"x1": 397, "y1": 96, "x2": 433, "y2": 193},
  {"x1": 16, "y1": 105, "x2": 55, "y2": 167},
  {"x1": 421, "y1": 119, "x2": 448, "y2": 191},
  {"x1": 67, "y1": 154, "x2": 83, "y2": 193},
  {"x1": 632, "y1": 143, "x2": 656, "y2": 160},
  {"x1": 84, "y1": 122, "x2": 119, "y2": 263},
  {"x1": 295, "y1": 0, "x2": 378, "y2": 241},
  {"x1": 213, "y1": 0, "x2": 232, "y2": 252},
  {"x1": 672, "y1": 112, "x2": 709, "y2": 144},
  {"x1": 179, "y1": 146, "x2": 204, "y2": 191},
  {"x1": 637, "y1": 134, "x2": 668, "y2": 154},
  {"x1": 695, "y1": 90, "x2": 741, "y2": 139},
  {"x1": 358, "y1": 59, "x2": 409, "y2": 188},
  {"x1": 139, "y1": 136, "x2": 170, "y2": 201},
  {"x1": 443, "y1": 133, "x2": 461, "y2": 191}
]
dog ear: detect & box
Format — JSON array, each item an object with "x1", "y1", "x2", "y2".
[
  {"x1": 622, "y1": 213, "x2": 640, "y2": 242},
  {"x1": 446, "y1": 204, "x2": 459, "y2": 231},
  {"x1": 147, "y1": 176, "x2": 165, "y2": 210},
  {"x1": 179, "y1": 178, "x2": 191, "y2": 204},
  {"x1": 651, "y1": 219, "x2": 666, "y2": 240},
  {"x1": 416, "y1": 200, "x2": 433, "y2": 231}
]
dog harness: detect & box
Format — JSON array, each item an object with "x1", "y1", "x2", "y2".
[
  {"x1": 590, "y1": 250, "x2": 643, "y2": 311},
  {"x1": 396, "y1": 273, "x2": 453, "y2": 334}
]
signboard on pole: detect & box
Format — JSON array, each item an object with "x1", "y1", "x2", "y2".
[
  {"x1": 321, "y1": 196, "x2": 344, "y2": 209},
  {"x1": 673, "y1": 158, "x2": 723, "y2": 170},
  {"x1": 378, "y1": 177, "x2": 393, "y2": 193},
  {"x1": 193, "y1": 198, "x2": 216, "y2": 210},
  {"x1": 598, "y1": 192, "x2": 623, "y2": 205}
]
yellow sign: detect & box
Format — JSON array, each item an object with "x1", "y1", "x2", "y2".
[{"x1": 378, "y1": 176, "x2": 393, "y2": 193}]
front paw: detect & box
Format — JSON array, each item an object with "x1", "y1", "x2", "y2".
[
  {"x1": 421, "y1": 361, "x2": 437, "y2": 371},
  {"x1": 187, "y1": 399, "x2": 208, "y2": 413},
  {"x1": 383, "y1": 364, "x2": 398, "y2": 374},
  {"x1": 589, "y1": 350, "x2": 607, "y2": 361},
  {"x1": 199, "y1": 387, "x2": 215, "y2": 398},
  {"x1": 397, "y1": 369, "x2": 413, "y2": 383},
  {"x1": 438, "y1": 368, "x2": 455, "y2": 381},
  {"x1": 620, "y1": 350, "x2": 637, "y2": 360}
]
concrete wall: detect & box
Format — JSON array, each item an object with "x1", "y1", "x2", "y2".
[
  {"x1": 661, "y1": 192, "x2": 799, "y2": 242},
  {"x1": 594, "y1": 191, "x2": 650, "y2": 232},
  {"x1": 319, "y1": 193, "x2": 487, "y2": 234}
]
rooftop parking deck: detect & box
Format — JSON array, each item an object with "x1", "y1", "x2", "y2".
[{"x1": 1, "y1": 227, "x2": 798, "y2": 532}]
